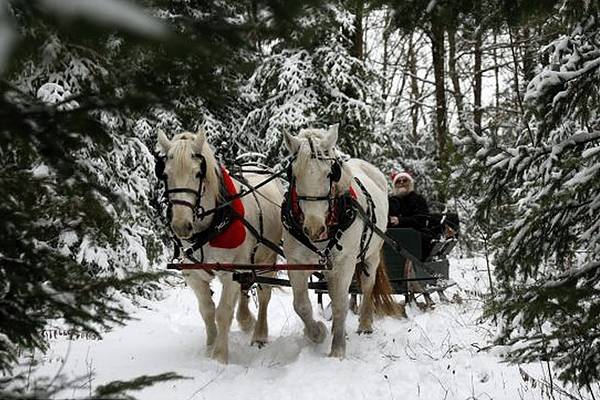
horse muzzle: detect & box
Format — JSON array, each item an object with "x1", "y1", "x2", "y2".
[
  {"x1": 172, "y1": 221, "x2": 194, "y2": 239},
  {"x1": 303, "y1": 218, "x2": 327, "y2": 241}
]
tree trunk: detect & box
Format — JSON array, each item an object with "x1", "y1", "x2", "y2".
[
  {"x1": 408, "y1": 33, "x2": 420, "y2": 144},
  {"x1": 447, "y1": 26, "x2": 466, "y2": 133},
  {"x1": 381, "y1": 13, "x2": 389, "y2": 100},
  {"x1": 350, "y1": 0, "x2": 364, "y2": 60},
  {"x1": 430, "y1": 23, "x2": 448, "y2": 202},
  {"x1": 473, "y1": 24, "x2": 483, "y2": 136},
  {"x1": 343, "y1": 0, "x2": 365, "y2": 157},
  {"x1": 520, "y1": 27, "x2": 535, "y2": 83},
  {"x1": 493, "y1": 32, "x2": 500, "y2": 137}
]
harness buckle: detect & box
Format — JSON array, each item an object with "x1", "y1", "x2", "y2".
[
  {"x1": 184, "y1": 247, "x2": 195, "y2": 259},
  {"x1": 318, "y1": 249, "x2": 333, "y2": 269}
]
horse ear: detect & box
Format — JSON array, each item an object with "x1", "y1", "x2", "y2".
[
  {"x1": 283, "y1": 131, "x2": 300, "y2": 154},
  {"x1": 157, "y1": 129, "x2": 171, "y2": 153},
  {"x1": 194, "y1": 128, "x2": 207, "y2": 152},
  {"x1": 322, "y1": 123, "x2": 339, "y2": 149}
]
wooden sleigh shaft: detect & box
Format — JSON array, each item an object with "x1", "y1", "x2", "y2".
[{"x1": 167, "y1": 262, "x2": 325, "y2": 271}]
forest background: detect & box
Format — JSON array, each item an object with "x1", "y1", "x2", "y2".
[{"x1": 1, "y1": 0, "x2": 599, "y2": 398}]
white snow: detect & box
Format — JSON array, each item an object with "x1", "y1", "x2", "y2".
[
  {"x1": 31, "y1": 163, "x2": 51, "y2": 178},
  {"x1": 25, "y1": 257, "x2": 561, "y2": 400}
]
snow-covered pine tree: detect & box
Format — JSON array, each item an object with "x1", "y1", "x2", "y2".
[
  {"x1": 458, "y1": 1, "x2": 600, "y2": 390},
  {"x1": 241, "y1": 1, "x2": 378, "y2": 164},
  {"x1": 0, "y1": 0, "x2": 177, "y2": 391}
]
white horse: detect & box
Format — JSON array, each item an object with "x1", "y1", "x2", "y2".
[
  {"x1": 157, "y1": 129, "x2": 283, "y2": 363},
  {"x1": 283, "y1": 124, "x2": 399, "y2": 358}
]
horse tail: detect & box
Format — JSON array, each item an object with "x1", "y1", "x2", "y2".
[{"x1": 371, "y1": 250, "x2": 405, "y2": 317}]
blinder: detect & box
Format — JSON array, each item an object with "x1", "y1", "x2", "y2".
[
  {"x1": 194, "y1": 154, "x2": 207, "y2": 179},
  {"x1": 329, "y1": 160, "x2": 341, "y2": 183},
  {"x1": 287, "y1": 155, "x2": 342, "y2": 186},
  {"x1": 155, "y1": 154, "x2": 166, "y2": 179}
]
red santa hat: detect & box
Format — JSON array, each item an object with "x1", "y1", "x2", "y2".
[{"x1": 392, "y1": 171, "x2": 414, "y2": 185}]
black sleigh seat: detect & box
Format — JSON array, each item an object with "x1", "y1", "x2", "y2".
[{"x1": 424, "y1": 212, "x2": 460, "y2": 261}]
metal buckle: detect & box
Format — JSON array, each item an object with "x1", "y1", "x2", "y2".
[
  {"x1": 184, "y1": 247, "x2": 195, "y2": 259},
  {"x1": 318, "y1": 249, "x2": 333, "y2": 269}
]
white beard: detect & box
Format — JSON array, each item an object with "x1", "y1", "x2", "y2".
[{"x1": 392, "y1": 187, "x2": 410, "y2": 196}]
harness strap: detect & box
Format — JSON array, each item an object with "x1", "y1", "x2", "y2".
[
  {"x1": 350, "y1": 178, "x2": 440, "y2": 277},
  {"x1": 353, "y1": 178, "x2": 376, "y2": 275},
  {"x1": 281, "y1": 186, "x2": 355, "y2": 266},
  {"x1": 194, "y1": 168, "x2": 287, "y2": 220},
  {"x1": 166, "y1": 188, "x2": 199, "y2": 195},
  {"x1": 231, "y1": 173, "x2": 268, "y2": 263},
  {"x1": 170, "y1": 199, "x2": 195, "y2": 209},
  {"x1": 237, "y1": 215, "x2": 285, "y2": 257}
]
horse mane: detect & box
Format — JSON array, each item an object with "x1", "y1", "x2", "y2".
[
  {"x1": 294, "y1": 129, "x2": 352, "y2": 193},
  {"x1": 171, "y1": 132, "x2": 222, "y2": 202}
]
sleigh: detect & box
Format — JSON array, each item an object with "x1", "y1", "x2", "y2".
[
  {"x1": 310, "y1": 212, "x2": 460, "y2": 313},
  {"x1": 383, "y1": 212, "x2": 460, "y2": 294}
]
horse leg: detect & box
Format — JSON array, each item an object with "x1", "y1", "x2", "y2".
[
  {"x1": 327, "y1": 260, "x2": 354, "y2": 358},
  {"x1": 404, "y1": 260, "x2": 416, "y2": 304},
  {"x1": 183, "y1": 271, "x2": 217, "y2": 353},
  {"x1": 251, "y1": 250, "x2": 276, "y2": 346},
  {"x1": 236, "y1": 289, "x2": 256, "y2": 334},
  {"x1": 349, "y1": 293, "x2": 360, "y2": 315},
  {"x1": 211, "y1": 275, "x2": 239, "y2": 364},
  {"x1": 289, "y1": 270, "x2": 327, "y2": 343},
  {"x1": 251, "y1": 275, "x2": 273, "y2": 347},
  {"x1": 357, "y1": 258, "x2": 378, "y2": 334}
]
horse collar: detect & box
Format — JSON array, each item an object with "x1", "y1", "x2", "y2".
[{"x1": 283, "y1": 185, "x2": 358, "y2": 252}]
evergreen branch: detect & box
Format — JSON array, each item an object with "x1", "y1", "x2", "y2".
[{"x1": 93, "y1": 372, "x2": 186, "y2": 400}]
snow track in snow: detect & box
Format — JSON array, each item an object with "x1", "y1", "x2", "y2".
[{"x1": 32, "y1": 258, "x2": 553, "y2": 399}]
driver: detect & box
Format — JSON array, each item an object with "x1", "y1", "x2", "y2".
[{"x1": 388, "y1": 171, "x2": 429, "y2": 231}]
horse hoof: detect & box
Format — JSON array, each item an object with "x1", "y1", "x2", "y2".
[
  {"x1": 305, "y1": 321, "x2": 327, "y2": 343},
  {"x1": 314, "y1": 321, "x2": 327, "y2": 343},
  {"x1": 251, "y1": 340, "x2": 267, "y2": 349},
  {"x1": 328, "y1": 348, "x2": 345, "y2": 358},
  {"x1": 357, "y1": 328, "x2": 373, "y2": 335},
  {"x1": 210, "y1": 349, "x2": 228, "y2": 364}
]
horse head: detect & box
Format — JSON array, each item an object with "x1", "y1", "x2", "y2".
[
  {"x1": 284, "y1": 124, "x2": 349, "y2": 241},
  {"x1": 157, "y1": 128, "x2": 219, "y2": 239}
]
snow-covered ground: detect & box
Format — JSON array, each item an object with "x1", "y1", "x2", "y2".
[{"x1": 29, "y1": 257, "x2": 565, "y2": 399}]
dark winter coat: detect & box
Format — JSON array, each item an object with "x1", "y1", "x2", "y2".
[{"x1": 388, "y1": 191, "x2": 430, "y2": 231}]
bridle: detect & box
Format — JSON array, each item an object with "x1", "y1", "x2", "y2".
[
  {"x1": 288, "y1": 137, "x2": 343, "y2": 203},
  {"x1": 156, "y1": 151, "x2": 209, "y2": 221}
]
